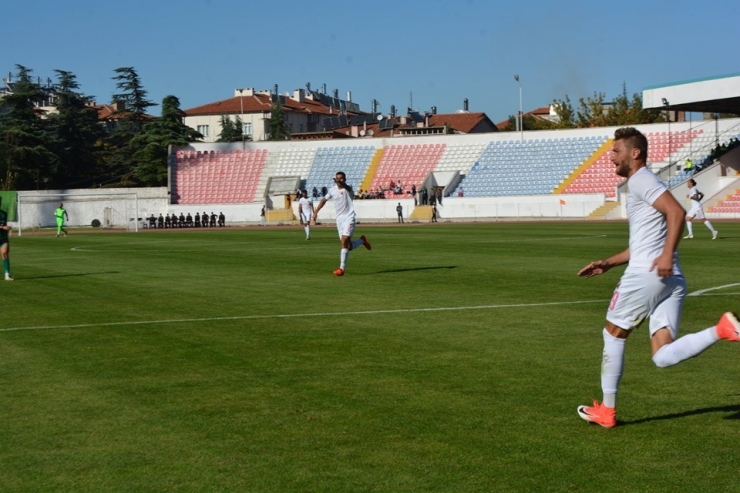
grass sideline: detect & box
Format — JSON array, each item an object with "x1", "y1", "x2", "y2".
[{"x1": 1, "y1": 221, "x2": 738, "y2": 492}]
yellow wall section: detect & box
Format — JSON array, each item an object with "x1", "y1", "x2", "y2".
[
  {"x1": 361, "y1": 148, "x2": 384, "y2": 191},
  {"x1": 554, "y1": 139, "x2": 613, "y2": 194}
]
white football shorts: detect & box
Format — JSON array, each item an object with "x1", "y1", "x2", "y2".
[
  {"x1": 336, "y1": 216, "x2": 356, "y2": 238},
  {"x1": 687, "y1": 203, "x2": 705, "y2": 219},
  {"x1": 606, "y1": 271, "x2": 686, "y2": 338}
]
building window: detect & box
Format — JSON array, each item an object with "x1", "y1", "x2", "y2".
[
  {"x1": 197, "y1": 125, "x2": 209, "y2": 137},
  {"x1": 243, "y1": 122, "x2": 252, "y2": 136}
]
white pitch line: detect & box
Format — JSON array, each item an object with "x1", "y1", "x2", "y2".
[
  {"x1": 0, "y1": 299, "x2": 605, "y2": 333},
  {"x1": 687, "y1": 283, "x2": 740, "y2": 297}
]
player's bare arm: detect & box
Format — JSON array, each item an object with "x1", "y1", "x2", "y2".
[
  {"x1": 649, "y1": 191, "x2": 686, "y2": 277},
  {"x1": 578, "y1": 248, "x2": 630, "y2": 278},
  {"x1": 313, "y1": 198, "x2": 327, "y2": 221}
]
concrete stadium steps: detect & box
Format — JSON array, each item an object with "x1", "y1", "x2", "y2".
[{"x1": 586, "y1": 201, "x2": 621, "y2": 220}]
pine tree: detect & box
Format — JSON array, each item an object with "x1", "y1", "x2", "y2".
[
  {"x1": 129, "y1": 95, "x2": 201, "y2": 186},
  {"x1": 45, "y1": 70, "x2": 104, "y2": 188},
  {"x1": 265, "y1": 102, "x2": 290, "y2": 141},
  {"x1": 0, "y1": 65, "x2": 54, "y2": 190}
]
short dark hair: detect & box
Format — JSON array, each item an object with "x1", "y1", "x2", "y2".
[
  {"x1": 614, "y1": 127, "x2": 648, "y2": 160},
  {"x1": 688, "y1": 178, "x2": 696, "y2": 186},
  {"x1": 336, "y1": 171, "x2": 346, "y2": 179}
]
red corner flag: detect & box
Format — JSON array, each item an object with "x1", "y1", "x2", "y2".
[{"x1": 559, "y1": 199, "x2": 566, "y2": 205}]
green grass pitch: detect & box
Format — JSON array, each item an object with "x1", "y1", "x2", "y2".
[{"x1": 1, "y1": 221, "x2": 738, "y2": 492}]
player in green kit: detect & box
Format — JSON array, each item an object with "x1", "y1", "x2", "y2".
[
  {"x1": 0, "y1": 197, "x2": 13, "y2": 281},
  {"x1": 55, "y1": 202, "x2": 69, "y2": 237}
]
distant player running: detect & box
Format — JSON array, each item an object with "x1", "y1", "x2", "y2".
[
  {"x1": 312, "y1": 171, "x2": 371, "y2": 276},
  {"x1": 0, "y1": 197, "x2": 13, "y2": 281},
  {"x1": 297, "y1": 190, "x2": 314, "y2": 240},
  {"x1": 684, "y1": 179, "x2": 718, "y2": 239},
  {"x1": 55, "y1": 202, "x2": 69, "y2": 237}
]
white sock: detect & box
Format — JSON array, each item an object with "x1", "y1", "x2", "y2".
[
  {"x1": 305, "y1": 225, "x2": 310, "y2": 237},
  {"x1": 704, "y1": 220, "x2": 716, "y2": 233},
  {"x1": 340, "y1": 248, "x2": 348, "y2": 269},
  {"x1": 351, "y1": 238, "x2": 364, "y2": 249},
  {"x1": 652, "y1": 327, "x2": 719, "y2": 368},
  {"x1": 685, "y1": 222, "x2": 693, "y2": 235},
  {"x1": 601, "y1": 328, "x2": 625, "y2": 409}
]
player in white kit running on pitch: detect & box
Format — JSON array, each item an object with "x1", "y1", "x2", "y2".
[
  {"x1": 576, "y1": 127, "x2": 739, "y2": 428},
  {"x1": 684, "y1": 178, "x2": 718, "y2": 239},
  {"x1": 297, "y1": 190, "x2": 314, "y2": 240},
  {"x1": 312, "y1": 171, "x2": 371, "y2": 276}
]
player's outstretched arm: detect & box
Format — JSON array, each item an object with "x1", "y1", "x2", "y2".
[
  {"x1": 578, "y1": 249, "x2": 630, "y2": 278},
  {"x1": 313, "y1": 198, "x2": 327, "y2": 222}
]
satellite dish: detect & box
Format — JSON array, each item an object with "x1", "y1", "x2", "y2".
[
  {"x1": 360, "y1": 130, "x2": 366, "y2": 136},
  {"x1": 368, "y1": 130, "x2": 374, "y2": 136},
  {"x1": 377, "y1": 114, "x2": 384, "y2": 121}
]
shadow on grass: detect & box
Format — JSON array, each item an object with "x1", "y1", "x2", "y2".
[
  {"x1": 620, "y1": 404, "x2": 740, "y2": 426},
  {"x1": 20, "y1": 271, "x2": 121, "y2": 280},
  {"x1": 374, "y1": 265, "x2": 458, "y2": 274}
]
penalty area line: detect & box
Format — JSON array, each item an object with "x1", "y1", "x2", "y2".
[{"x1": 0, "y1": 299, "x2": 605, "y2": 333}]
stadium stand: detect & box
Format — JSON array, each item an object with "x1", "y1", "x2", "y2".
[
  {"x1": 708, "y1": 189, "x2": 740, "y2": 213},
  {"x1": 366, "y1": 143, "x2": 446, "y2": 198},
  {"x1": 305, "y1": 145, "x2": 376, "y2": 195},
  {"x1": 173, "y1": 149, "x2": 267, "y2": 204},
  {"x1": 461, "y1": 136, "x2": 608, "y2": 197}
]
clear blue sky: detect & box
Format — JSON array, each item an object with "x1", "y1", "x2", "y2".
[{"x1": 4, "y1": 0, "x2": 738, "y2": 122}]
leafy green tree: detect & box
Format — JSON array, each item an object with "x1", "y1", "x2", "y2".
[
  {"x1": 104, "y1": 67, "x2": 156, "y2": 185},
  {"x1": 264, "y1": 102, "x2": 290, "y2": 141},
  {"x1": 217, "y1": 115, "x2": 246, "y2": 142},
  {"x1": 0, "y1": 65, "x2": 54, "y2": 190},
  {"x1": 45, "y1": 69, "x2": 104, "y2": 188},
  {"x1": 551, "y1": 95, "x2": 576, "y2": 129},
  {"x1": 128, "y1": 95, "x2": 201, "y2": 186}
]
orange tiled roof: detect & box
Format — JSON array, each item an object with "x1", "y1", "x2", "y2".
[
  {"x1": 185, "y1": 93, "x2": 349, "y2": 117},
  {"x1": 427, "y1": 112, "x2": 497, "y2": 133}
]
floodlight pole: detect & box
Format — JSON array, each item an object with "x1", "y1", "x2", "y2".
[
  {"x1": 515, "y1": 75, "x2": 523, "y2": 141},
  {"x1": 237, "y1": 88, "x2": 245, "y2": 150},
  {"x1": 662, "y1": 98, "x2": 671, "y2": 167}
]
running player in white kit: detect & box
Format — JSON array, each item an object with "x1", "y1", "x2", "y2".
[
  {"x1": 313, "y1": 171, "x2": 371, "y2": 276},
  {"x1": 297, "y1": 190, "x2": 314, "y2": 240},
  {"x1": 576, "y1": 127, "x2": 739, "y2": 428},
  {"x1": 684, "y1": 178, "x2": 718, "y2": 239}
]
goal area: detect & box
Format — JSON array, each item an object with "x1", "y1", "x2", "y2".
[{"x1": 17, "y1": 192, "x2": 140, "y2": 236}]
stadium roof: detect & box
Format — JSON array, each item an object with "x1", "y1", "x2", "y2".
[{"x1": 643, "y1": 72, "x2": 740, "y2": 115}]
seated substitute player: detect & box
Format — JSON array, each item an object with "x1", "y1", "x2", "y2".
[
  {"x1": 0, "y1": 197, "x2": 13, "y2": 280},
  {"x1": 684, "y1": 178, "x2": 718, "y2": 239},
  {"x1": 576, "y1": 127, "x2": 739, "y2": 428},
  {"x1": 298, "y1": 190, "x2": 314, "y2": 240},
  {"x1": 312, "y1": 171, "x2": 371, "y2": 276}
]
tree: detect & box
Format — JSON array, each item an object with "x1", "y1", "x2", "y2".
[
  {"x1": 217, "y1": 115, "x2": 246, "y2": 142},
  {"x1": 45, "y1": 69, "x2": 104, "y2": 188},
  {"x1": 0, "y1": 65, "x2": 54, "y2": 190},
  {"x1": 104, "y1": 67, "x2": 156, "y2": 185},
  {"x1": 128, "y1": 95, "x2": 201, "y2": 186},
  {"x1": 264, "y1": 102, "x2": 290, "y2": 141}
]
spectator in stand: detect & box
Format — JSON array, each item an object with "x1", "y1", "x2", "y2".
[
  {"x1": 394, "y1": 182, "x2": 402, "y2": 194},
  {"x1": 312, "y1": 187, "x2": 319, "y2": 199},
  {"x1": 389, "y1": 180, "x2": 395, "y2": 191},
  {"x1": 411, "y1": 184, "x2": 417, "y2": 205},
  {"x1": 218, "y1": 212, "x2": 225, "y2": 227},
  {"x1": 684, "y1": 159, "x2": 694, "y2": 174}
]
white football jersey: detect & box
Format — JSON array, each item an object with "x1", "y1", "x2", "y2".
[
  {"x1": 625, "y1": 167, "x2": 682, "y2": 275},
  {"x1": 298, "y1": 197, "x2": 313, "y2": 218},
  {"x1": 325, "y1": 184, "x2": 355, "y2": 221}
]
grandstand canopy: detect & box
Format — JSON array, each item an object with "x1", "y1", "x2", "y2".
[{"x1": 643, "y1": 73, "x2": 740, "y2": 115}]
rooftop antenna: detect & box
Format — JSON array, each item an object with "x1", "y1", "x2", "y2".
[{"x1": 409, "y1": 91, "x2": 413, "y2": 111}]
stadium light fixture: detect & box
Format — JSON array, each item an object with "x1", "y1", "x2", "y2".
[{"x1": 514, "y1": 75, "x2": 523, "y2": 141}]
